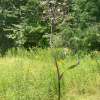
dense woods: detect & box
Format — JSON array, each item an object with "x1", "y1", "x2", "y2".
[
  {"x1": 1, "y1": 1, "x2": 100, "y2": 100},
  {"x1": 0, "y1": 0, "x2": 100, "y2": 54}
]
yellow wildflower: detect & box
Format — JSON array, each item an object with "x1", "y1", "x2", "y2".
[
  {"x1": 24, "y1": 67, "x2": 30, "y2": 70},
  {"x1": 92, "y1": 62, "x2": 94, "y2": 64},
  {"x1": 55, "y1": 67, "x2": 57, "y2": 70},
  {"x1": 97, "y1": 60, "x2": 99, "y2": 62},
  {"x1": 60, "y1": 60, "x2": 64, "y2": 63},
  {"x1": 96, "y1": 51, "x2": 98, "y2": 54},
  {"x1": 32, "y1": 86, "x2": 34, "y2": 88},
  {"x1": 85, "y1": 63, "x2": 87, "y2": 65},
  {"x1": 35, "y1": 56, "x2": 38, "y2": 58},
  {"x1": 58, "y1": 62, "x2": 62, "y2": 65},
  {"x1": 33, "y1": 69, "x2": 37, "y2": 71},
  {"x1": 45, "y1": 69, "x2": 47, "y2": 70}
]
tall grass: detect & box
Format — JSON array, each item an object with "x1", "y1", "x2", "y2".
[{"x1": 0, "y1": 47, "x2": 100, "y2": 100}]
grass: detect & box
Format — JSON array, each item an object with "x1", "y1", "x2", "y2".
[{"x1": 0, "y1": 47, "x2": 100, "y2": 100}]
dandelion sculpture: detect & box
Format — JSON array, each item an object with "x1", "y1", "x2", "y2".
[
  {"x1": 50, "y1": 18, "x2": 80, "y2": 100},
  {"x1": 40, "y1": 1, "x2": 80, "y2": 100}
]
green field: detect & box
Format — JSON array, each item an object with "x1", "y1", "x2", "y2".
[{"x1": 0, "y1": 47, "x2": 100, "y2": 100}]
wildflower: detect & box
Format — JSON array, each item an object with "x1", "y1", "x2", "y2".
[
  {"x1": 97, "y1": 60, "x2": 99, "y2": 62},
  {"x1": 25, "y1": 50, "x2": 27, "y2": 52},
  {"x1": 45, "y1": 69, "x2": 47, "y2": 70},
  {"x1": 24, "y1": 67, "x2": 30, "y2": 70},
  {"x1": 92, "y1": 62, "x2": 94, "y2": 64},
  {"x1": 32, "y1": 86, "x2": 34, "y2": 88},
  {"x1": 60, "y1": 60, "x2": 64, "y2": 63},
  {"x1": 96, "y1": 51, "x2": 98, "y2": 54},
  {"x1": 36, "y1": 46, "x2": 37, "y2": 47},
  {"x1": 33, "y1": 69, "x2": 37, "y2": 71},
  {"x1": 55, "y1": 67, "x2": 57, "y2": 70},
  {"x1": 35, "y1": 56, "x2": 38, "y2": 58},
  {"x1": 85, "y1": 63, "x2": 87, "y2": 65},
  {"x1": 58, "y1": 62, "x2": 62, "y2": 65}
]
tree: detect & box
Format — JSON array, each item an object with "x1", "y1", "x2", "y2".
[
  {"x1": 52, "y1": 0, "x2": 100, "y2": 52},
  {"x1": 2, "y1": 0, "x2": 49, "y2": 48}
]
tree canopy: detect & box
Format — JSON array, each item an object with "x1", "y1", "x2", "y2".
[{"x1": 0, "y1": 0, "x2": 100, "y2": 53}]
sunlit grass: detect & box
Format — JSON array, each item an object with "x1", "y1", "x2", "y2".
[{"x1": 0, "y1": 47, "x2": 100, "y2": 100}]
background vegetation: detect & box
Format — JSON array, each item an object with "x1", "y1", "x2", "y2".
[
  {"x1": 0, "y1": 47, "x2": 100, "y2": 100},
  {"x1": 0, "y1": 0, "x2": 100, "y2": 54},
  {"x1": 0, "y1": 0, "x2": 100, "y2": 99}
]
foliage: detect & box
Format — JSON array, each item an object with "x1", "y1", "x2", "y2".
[
  {"x1": 0, "y1": 1, "x2": 13, "y2": 52},
  {"x1": 1, "y1": 0, "x2": 49, "y2": 48},
  {"x1": 51, "y1": 0, "x2": 100, "y2": 53},
  {"x1": 0, "y1": 47, "x2": 100, "y2": 99},
  {"x1": 0, "y1": 0, "x2": 100, "y2": 53},
  {"x1": 55, "y1": 22, "x2": 100, "y2": 52}
]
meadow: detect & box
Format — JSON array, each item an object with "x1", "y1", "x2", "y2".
[{"x1": 0, "y1": 46, "x2": 100, "y2": 100}]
